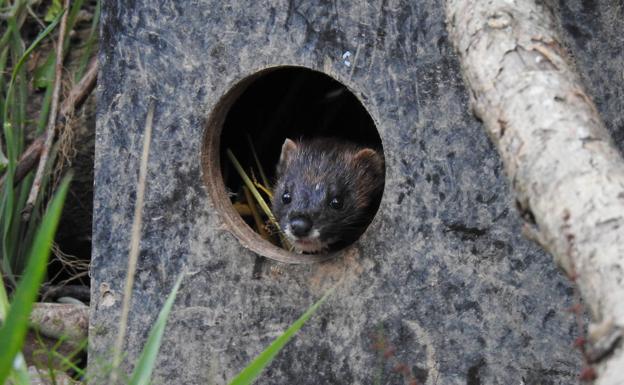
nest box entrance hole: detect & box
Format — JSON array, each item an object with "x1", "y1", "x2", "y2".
[{"x1": 202, "y1": 66, "x2": 384, "y2": 263}]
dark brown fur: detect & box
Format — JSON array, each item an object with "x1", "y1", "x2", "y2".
[{"x1": 272, "y1": 138, "x2": 384, "y2": 253}]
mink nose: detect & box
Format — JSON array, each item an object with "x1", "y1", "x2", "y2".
[{"x1": 290, "y1": 216, "x2": 312, "y2": 237}]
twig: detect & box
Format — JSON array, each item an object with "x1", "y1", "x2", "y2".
[
  {"x1": 21, "y1": 0, "x2": 70, "y2": 221},
  {"x1": 109, "y1": 101, "x2": 155, "y2": 385}
]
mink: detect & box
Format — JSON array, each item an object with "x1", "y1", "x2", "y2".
[{"x1": 271, "y1": 137, "x2": 385, "y2": 253}]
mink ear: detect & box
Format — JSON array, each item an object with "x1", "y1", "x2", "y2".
[
  {"x1": 353, "y1": 148, "x2": 384, "y2": 176},
  {"x1": 277, "y1": 138, "x2": 298, "y2": 175}
]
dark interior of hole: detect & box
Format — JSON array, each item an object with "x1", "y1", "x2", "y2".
[{"x1": 220, "y1": 67, "x2": 382, "y2": 206}]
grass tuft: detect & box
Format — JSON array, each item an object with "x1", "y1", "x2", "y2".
[{"x1": 0, "y1": 175, "x2": 70, "y2": 384}]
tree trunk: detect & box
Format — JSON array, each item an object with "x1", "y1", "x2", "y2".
[{"x1": 446, "y1": 0, "x2": 624, "y2": 383}]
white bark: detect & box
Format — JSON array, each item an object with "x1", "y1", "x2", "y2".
[{"x1": 446, "y1": 0, "x2": 624, "y2": 383}]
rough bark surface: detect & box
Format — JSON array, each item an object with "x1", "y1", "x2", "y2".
[
  {"x1": 91, "y1": 1, "x2": 624, "y2": 384},
  {"x1": 446, "y1": 0, "x2": 624, "y2": 382}
]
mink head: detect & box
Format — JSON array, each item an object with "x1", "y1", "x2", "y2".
[{"x1": 271, "y1": 138, "x2": 384, "y2": 253}]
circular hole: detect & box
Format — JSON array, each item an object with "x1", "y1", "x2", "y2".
[{"x1": 202, "y1": 66, "x2": 385, "y2": 264}]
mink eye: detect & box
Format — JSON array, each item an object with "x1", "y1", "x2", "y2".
[
  {"x1": 329, "y1": 197, "x2": 343, "y2": 210},
  {"x1": 282, "y1": 191, "x2": 292, "y2": 204}
]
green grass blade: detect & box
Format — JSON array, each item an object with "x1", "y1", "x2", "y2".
[
  {"x1": 3, "y1": 265, "x2": 27, "y2": 385},
  {"x1": 0, "y1": 2, "x2": 26, "y2": 52},
  {"x1": 3, "y1": 8, "x2": 64, "y2": 121},
  {"x1": 0, "y1": 176, "x2": 70, "y2": 384},
  {"x1": 1, "y1": 133, "x2": 16, "y2": 278},
  {"x1": 128, "y1": 273, "x2": 184, "y2": 385},
  {"x1": 0, "y1": 274, "x2": 8, "y2": 319},
  {"x1": 228, "y1": 288, "x2": 334, "y2": 385},
  {"x1": 76, "y1": 0, "x2": 100, "y2": 80},
  {"x1": 0, "y1": 240, "x2": 25, "y2": 385},
  {"x1": 8, "y1": 13, "x2": 27, "y2": 152},
  {"x1": 0, "y1": 47, "x2": 8, "y2": 116}
]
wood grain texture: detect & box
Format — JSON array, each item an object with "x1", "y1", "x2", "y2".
[{"x1": 446, "y1": 0, "x2": 624, "y2": 382}]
